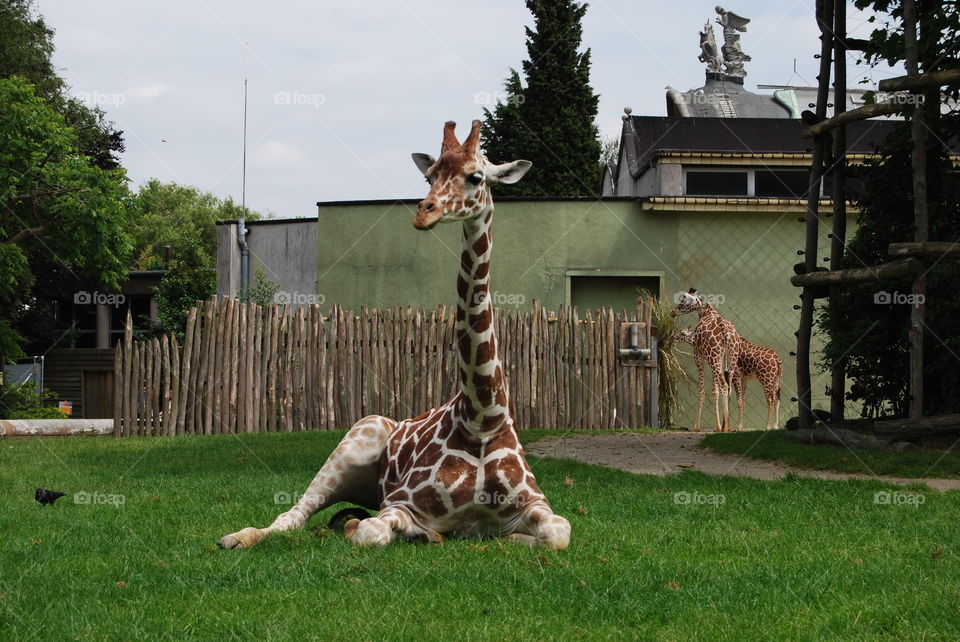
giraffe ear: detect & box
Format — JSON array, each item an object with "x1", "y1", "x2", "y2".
[
  {"x1": 486, "y1": 160, "x2": 532, "y2": 185},
  {"x1": 411, "y1": 153, "x2": 436, "y2": 177}
]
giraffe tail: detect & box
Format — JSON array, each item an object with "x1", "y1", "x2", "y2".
[
  {"x1": 775, "y1": 356, "x2": 783, "y2": 400},
  {"x1": 721, "y1": 334, "x2": 733, "y2": 384},
  {"x1": 327, "y1": 507, "x2": 372, "y2": 530}
]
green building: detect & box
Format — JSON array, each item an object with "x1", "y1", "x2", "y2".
[{"x1": 217, "y1": 112, "x2": 896, "y2": 430}]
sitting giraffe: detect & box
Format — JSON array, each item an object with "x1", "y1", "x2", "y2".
[
  {"x1": 218, "y1": 120, "x2": 570, "y2": 550},
  {"x1": 677, "y1": 327, "x2": 782, "y2": 430},
  {"x1": 672, "y1": 289, "x2": 740, "y2": 432}
]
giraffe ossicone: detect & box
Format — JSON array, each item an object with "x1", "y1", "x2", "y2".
[{"x1": 218, "y1": 120, "x2": 570, "y2": 551}]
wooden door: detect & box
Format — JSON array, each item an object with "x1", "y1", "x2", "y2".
[{"x1": 82, "y1": 371, "x2": 114, "y2": 418}]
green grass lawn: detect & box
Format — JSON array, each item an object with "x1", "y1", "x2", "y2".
[
  {"x1": 3, "y1": 430, "x2": 959, "y2": 640},
  {"x1": 702, "y1": 430, "x2": 960, "y2": 479}
]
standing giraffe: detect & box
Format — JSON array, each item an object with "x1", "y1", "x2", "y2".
[
  {"x1": 672, "y1": 289, "x2": 740, "y2": 432},
  {"x1": 676, "y1": 327, "x2": 782, "y2": 430},
  {"x1": 218, "y1": 120, "x2": 570, "y2": 550}
]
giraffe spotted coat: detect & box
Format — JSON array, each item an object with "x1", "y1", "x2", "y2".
[
  {"x1": 218, "y1": 120, "x2": 569, "y2": 550},
  {"x1": 677, "y1": 327, "x2": 782, "y2": 430},
  {"x1": 672, "y1": 289, "x2": 740, "y2": 432}
]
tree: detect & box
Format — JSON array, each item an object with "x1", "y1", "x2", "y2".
[
  {"x1": 127, "y1": 180, "x2": 268, "y2": 335},
  {"x1": 0, "y1": 77, "x2": 131, "y2": 361},
  {"x1": 816, "y1": 1, "x2": 960, "y2": 417},
  {"x1": 0, "y1": 0, "x2": 125, "y2": 170},
  {"x1": 481, "y1": 0, "x2": 602, "y2": 196},
  {"x1": 127, "y1": 179, "x2": 262, "y2": 271},
  {"x1": 151, "y1": 238, "x2": 216, "y2": 336}
]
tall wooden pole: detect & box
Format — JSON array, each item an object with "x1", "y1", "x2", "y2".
[
  {"x1": 829, "y1": 0, "x2": 847, "y2": 422},
  {"x1": 797, "y1": 0, "x2": 834, "y2": 430},
  {"x1": 903, "y1": 0, "x2": 927, "y2": 418}
]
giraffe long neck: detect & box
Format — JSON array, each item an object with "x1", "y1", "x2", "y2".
[{"x1": 454, "y1": 208, "x2": 509, "y2": 439}]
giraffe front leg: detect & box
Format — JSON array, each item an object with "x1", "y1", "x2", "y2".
[
  {"x1": 218, "y1": 415, "x2": 396, "y2": 550},
  {"x1": 506, "y1": 502, "x2": 571, "y2": 551},
  {"x1": 694, "y1": 360, "x2": 705, "y2": 432},
  {"x1": 711, "y1": 374, "x2": 724, "y2": 433},
  {"x1": 344, "y1": 505, "x2": 437, "y2": 547}
]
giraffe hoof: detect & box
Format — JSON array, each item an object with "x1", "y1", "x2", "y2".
[
  {"x1": 218, "y1": 527, "x2": 260, "y2": 550},
  {"x1": 505, "y1": 533, "x2": 537, "y2": 547},
  {"x1": 343, "y1": 518, "x2": 361, "y2": 541},
  {"x1": 416, "y1": 529, "x2": 445, "y2": 545},
  {"x1": 217, "y1": 534, "x2": 240, "y2": 549}
]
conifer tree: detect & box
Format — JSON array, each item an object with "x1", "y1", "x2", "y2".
[{"x1": 481, "y1": 0, "x2": 602, "y2": 196}]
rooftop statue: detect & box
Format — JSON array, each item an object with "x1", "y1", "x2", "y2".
[
  {"x1": 711, "y1": 6, "x2": 751, "y2": 79},
  {"x1": 698, "y1": 21, "x2": 723, "y2": 74}
]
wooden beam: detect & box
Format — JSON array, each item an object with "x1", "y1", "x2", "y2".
[
  {"x1": 889, "y1": 241, "x2": 960, "y2": 259},
  {"x1": 878, "y1": 67, "x2": 960, "y2": 92},
  {"x1": 903, "y1": 0, "x2": 927, "y2": 420},
  {"x1": 790, "y1": 258, "x2": 924, "y2": 287},
  {"x1": 830, "y1": 0, "x2": 848, "y2": 423},
  {"x1": 802, "y1": 100, "x2": 907, "y2": 138},
  {"x1": 842, "y1": 37, "x2": 871, "y2": 52},
  {"x1": 797, "y1": 0, "x2": 835, "y2": 432},
  {"x1": 786, "y1": 426, "x2": 895, "y2": 450},
  {"x1": 871, "y1": 413, "x2": 960, "y2": 439}
]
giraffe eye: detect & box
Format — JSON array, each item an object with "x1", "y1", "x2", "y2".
[{"x1": 466, "y1": 172, "x2": 483, "y2": 186}]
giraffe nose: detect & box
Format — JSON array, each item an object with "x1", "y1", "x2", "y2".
[{"x1": 413, "y1": 199, "x2": 442, "y2": 230}]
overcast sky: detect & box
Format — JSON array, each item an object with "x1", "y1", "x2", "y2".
[{"x1": 37, "y1": 1, "x2": 896, "y2": 219}]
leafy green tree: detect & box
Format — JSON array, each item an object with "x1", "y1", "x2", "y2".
[
  {"x1": 817, "y1": 1, "x2": 960, "y2": 417},
  {"x1": 481, "y1": 0, "x2": 602, "y2": 196},
  {"x1": 128, "y1": 179, "x2": 262, "y2": 271},
  {"x1": 128, "y1": 181, "x2": 268, "y2": 335},
  {"x1": 0, "y1": 76, "x2": 131, "y2": 361},
  {"x1": 0, "y1": 0, "x2": 124, "y2": 170},
  {"x1": 151, "y1": 239, "x2": 216, "y2": 336}
]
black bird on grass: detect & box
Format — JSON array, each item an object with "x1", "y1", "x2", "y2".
[{"x1": 35, "y1": 488, "x2": 66, "y2": 506}]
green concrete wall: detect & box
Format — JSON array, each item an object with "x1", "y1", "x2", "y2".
[
  {"x1": 317, "y1": 198, "x2": 850, "y2": 430},
  {"x1": 317, "y1": 199, "x2": 672, "y2": 312}
]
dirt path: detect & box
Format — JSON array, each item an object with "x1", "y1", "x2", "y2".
[{"x1": 526, "y1": 432, "x2": 960, "y2": 492}]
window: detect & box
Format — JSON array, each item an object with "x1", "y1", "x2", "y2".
[
  {"x1": 685, "y1": 171, "x2": 748, "y2": 196},
  {"x1": 684, "y1": 167, "x2": 844, "y2": 198},
  {"x1": 755, "y1": 170, "x2": 809, "y2": 198},
  {"x1": 822, "y1": 173, "x2": 863, "y2": 199}
]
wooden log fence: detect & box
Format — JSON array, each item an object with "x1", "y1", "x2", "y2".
[{"x1": 113, "y1": 296, "x2": 655, "y2": 436}]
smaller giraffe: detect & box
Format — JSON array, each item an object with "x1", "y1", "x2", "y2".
[
  {"x1": 677, "y1": 327, "x2": 782, "y2": 430},
  {"x1": 672, "y1": 289, "x2": 739, "y2": 432}
]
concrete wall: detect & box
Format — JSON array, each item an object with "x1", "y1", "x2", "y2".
[
  {"x1": 315, "y1": 197, "x2": 848, "y2": 429},
  {"x1": 217, "y1": 219, "x2": 318, "y2": 303},
  {"x1": 316, "y1": 198, "x2": 673, "y2": 312}
]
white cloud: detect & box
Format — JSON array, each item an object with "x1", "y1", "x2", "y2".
[
  {"x1": 250, "y1": 140, "x2": 308, "y2": 171},
  {"x1": 125, "y1": 83, "x2": 175, "y2": 99}
]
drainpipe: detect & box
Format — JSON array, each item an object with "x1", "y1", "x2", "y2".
[{"x1": 238, "y1": 219, "x2": 249, "y2": 300}]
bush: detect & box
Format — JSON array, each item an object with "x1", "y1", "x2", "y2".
[{"x1": 0, "y1": 381, "x2": 67, "y2": 419}]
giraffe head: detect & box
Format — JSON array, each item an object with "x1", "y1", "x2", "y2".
[
  {"x1": 675, "y1": 326, "x2": 696, "y2": 344},
  {"x1": 411, "y1": 120, "x2": 531, "y2": 230},
  {"x1": 672, "y1": 288, "x2": 704, "y2": 317}
]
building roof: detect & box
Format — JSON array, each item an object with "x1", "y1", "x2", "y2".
[
  {"x1": 667, "y1": 76, "x2": 792, "y2": 119},
  {"x1": 618, "y1": 116, "x2": 899, "y2": 179}
]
